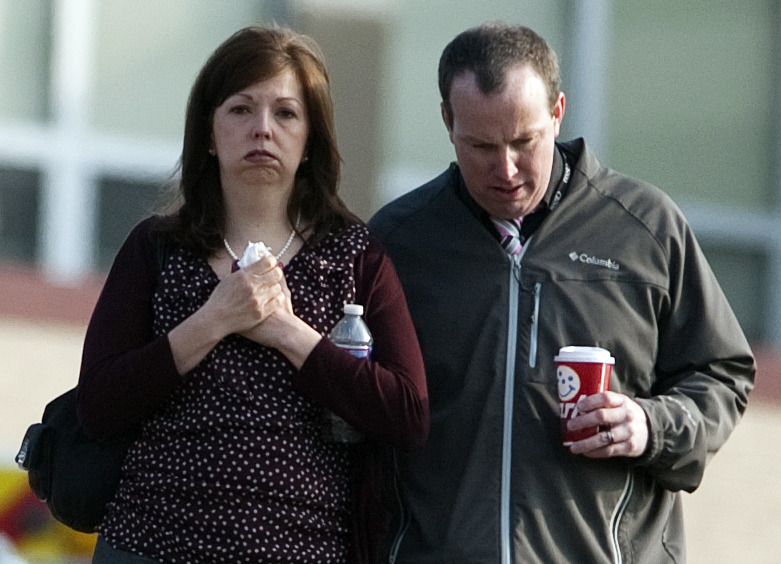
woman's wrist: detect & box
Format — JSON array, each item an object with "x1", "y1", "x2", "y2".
[
  {"x1": 168, "y1": 305, "x2": 228, "y2": 375},
  {"x1": 271, "y1": 314, "x2": 322, "y2": 369}
]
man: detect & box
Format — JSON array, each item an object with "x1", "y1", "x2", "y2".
[{"x1": 368, "y1": 23, "x2": 754, "y2": 564}]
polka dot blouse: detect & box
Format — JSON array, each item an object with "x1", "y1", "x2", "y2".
[{"x1": 100, "y1": 224, "x2": 371, "y2": 563}]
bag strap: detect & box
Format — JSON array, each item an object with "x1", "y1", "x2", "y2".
[
  {"x1": 154, "y1": 232, "x2": 172, "y2": 278},
  {"x1": 149, "y1": 215, "x2": 173, "y2": 280}
]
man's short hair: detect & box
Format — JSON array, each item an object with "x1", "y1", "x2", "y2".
[{"x1": 439, "y1": 23, "x2": 561, "y2": 124}]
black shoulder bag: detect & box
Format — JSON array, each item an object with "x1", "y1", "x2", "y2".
[
  {"x1": 15, "y1": 231, "x2": 171, "y2": 533},
  {"x1": 15, "y1": 390, "x2": 137, "y2": 533}
]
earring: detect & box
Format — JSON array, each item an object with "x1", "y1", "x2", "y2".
[
  {"x1": 301, "y1": 154, "x2": 309, "y2": 163},
  {"x1": 208, "y1": 147, "x2": 216, "y2": 156}
]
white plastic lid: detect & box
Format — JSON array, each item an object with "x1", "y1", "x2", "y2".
[
  {"x1": 343, "y1": 303, "x2": 364, "y2": 316},
  {"x1": 554, "y1": 346, "x2": 615, "y2": 364}
]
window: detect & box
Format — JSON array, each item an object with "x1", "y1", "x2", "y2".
[
  {"x1": 0, "y1": 167, "x2": 40, "y2": 264},
  {"x1": 95, "y1": 176, "x2": 168, "y2": 270}
]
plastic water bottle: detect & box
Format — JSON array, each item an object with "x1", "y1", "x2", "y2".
[
  {"x1": 322, "y1": 303, "x2": 372, "y2": 443},
  {"x1": 329, "y1": 303, "x2": 373, "y2": 358}
]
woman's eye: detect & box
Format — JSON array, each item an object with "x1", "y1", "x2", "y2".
[
  {"x1": 229, "y1": 105, "x2": 250, "y2": 115},
  {"x1": 278, "y1": 108, "x2": 296, "y2": 119}
]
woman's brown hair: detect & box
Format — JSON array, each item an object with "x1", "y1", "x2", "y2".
[{"x1": 157, "y1": 26, "x2": 358, "y2": 254}]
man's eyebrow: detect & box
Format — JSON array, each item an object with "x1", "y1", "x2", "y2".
[{"x1": 461, "y1": 134, "x2": 492, "y2": 144}]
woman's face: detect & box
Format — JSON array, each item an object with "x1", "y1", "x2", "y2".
[{"x1": 211, "y1": 68, "x2": 309, "y2": 194}]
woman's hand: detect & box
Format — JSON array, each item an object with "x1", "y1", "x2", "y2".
[
  {"x1": 240, "y1": 269, "x2": 322, "y2": 369},
  {"x1": 167, "y1": 254, "x2": 287, "y2": 375},
  {"x1": 206, "y1": 254, "x2": 286, "y2": 335}
]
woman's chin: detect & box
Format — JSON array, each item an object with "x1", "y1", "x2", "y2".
[{"x1": 225, "y1": 166, "x2": 295, "y2": 190}]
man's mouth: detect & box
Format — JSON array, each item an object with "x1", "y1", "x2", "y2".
[{"x1": 490, "y1": 184, "x2": 523, "y2": 196}]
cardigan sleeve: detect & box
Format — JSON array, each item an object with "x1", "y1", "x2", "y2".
[
  {"x1": 292, "y1": 237, "x2": 430, "y2": 450},
  {"x1": 76, "y1": 218, "x2": 182, "y2": 440}
]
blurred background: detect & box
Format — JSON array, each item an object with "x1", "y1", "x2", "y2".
[{"x1": 0, "y1": 0, "x2": 779, "y2": 562}]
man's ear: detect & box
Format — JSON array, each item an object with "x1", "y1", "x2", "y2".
[
  {"x1": 552, "y1": 91, "x2": 566, "y2": 138},
  {"x1": 441, "y1": 102, "x2": 455, "y2": 143}
]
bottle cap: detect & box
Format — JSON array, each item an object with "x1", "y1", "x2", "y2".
[{"x1": 343, "y1": 303, "x2": 364, "y2": 316}]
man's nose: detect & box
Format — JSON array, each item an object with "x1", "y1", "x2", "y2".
[{"x1": 496, "y1": 147, "x2": 519, "y2": 180}]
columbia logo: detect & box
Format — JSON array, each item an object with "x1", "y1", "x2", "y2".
[{"x1": 569, "y1": 252, "x2": 620, "y2": 271}]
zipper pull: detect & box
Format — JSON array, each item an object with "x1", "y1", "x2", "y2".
[{"x1": 511, "y1": 254, "x2": 522, "y2": 281}]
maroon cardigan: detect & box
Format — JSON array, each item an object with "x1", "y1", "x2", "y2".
[{"x1": 76, "y1": 218, "x2": 429, "y2": 563}]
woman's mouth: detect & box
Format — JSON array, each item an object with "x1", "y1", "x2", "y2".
[{"x1": 244, "y1": 149, "x2": 276, "y2": 162}]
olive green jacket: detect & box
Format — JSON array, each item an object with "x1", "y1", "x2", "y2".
[{"x1": 368, "y1": 139, "x2": 755, "y2": 564}]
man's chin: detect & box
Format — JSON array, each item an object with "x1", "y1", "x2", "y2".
[
  {"x1": 476, "y1": 190, "x2": 539, "y2": 219},
  {"x1": 484, "y1": 203, "x2": 531, "y2": 221}
]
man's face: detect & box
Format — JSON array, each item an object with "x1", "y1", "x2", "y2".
[{"x1": 444, "y1": 65, "x2": 565, "y2": 220}]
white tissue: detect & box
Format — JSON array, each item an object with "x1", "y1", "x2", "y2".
[{"x1": 237, "y1": 241, "x2": 271, "y2": 268}]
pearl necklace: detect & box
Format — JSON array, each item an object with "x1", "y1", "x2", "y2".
[{"x1": 223, "y1": 217, "x2": 299, "y2": 262}]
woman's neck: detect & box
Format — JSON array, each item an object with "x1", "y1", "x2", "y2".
[
  {"x1": 221, "y1": 176, "x2": 295, "y2": 236},
  {"x1": 222, "y1": 203, "x2": 303, "y2": 268},
  {"x1": 224, "y1": 212, "x2": 296, "y2": 253}
]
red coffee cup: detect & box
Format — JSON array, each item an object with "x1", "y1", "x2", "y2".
[{"x1": 554, "y1": 346, "x2": 615, "y2": 445}]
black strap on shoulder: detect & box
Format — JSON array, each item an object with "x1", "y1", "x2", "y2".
[
  {"x1": 155, "y1": 233, "x2": 172, "y2": 278},
  {"x1": 149, "y1": 215, "x2": 173, "y2": 278}
]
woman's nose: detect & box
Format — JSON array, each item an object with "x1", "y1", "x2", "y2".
[{"x1": 252, "y1": 112, "x2": 272, "y2": 139}]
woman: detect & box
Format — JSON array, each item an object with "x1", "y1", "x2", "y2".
[{"x1": 76, "y1": 27, "x2": 428, "y2": 564}]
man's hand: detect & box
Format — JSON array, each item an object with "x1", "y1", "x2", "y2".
[{"x1": 567, "y1": 392, "x2": 649, "y2": 458}]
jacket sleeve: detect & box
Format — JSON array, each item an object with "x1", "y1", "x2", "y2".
[
  {"x1": 291, "y1": 237, "x2": 430, "y2": 450},
  {"x1": 76, "y1": 218, "x2": 182, "y2": 440},
  {"x1": 632, "y1": 215, "x2": 755, "y2": 492}
]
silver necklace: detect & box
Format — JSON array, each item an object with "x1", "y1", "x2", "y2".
[{"x1": 224, "y1": 216, "x2": 299, "y2": 262}]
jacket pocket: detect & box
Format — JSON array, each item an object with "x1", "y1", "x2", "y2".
[
  {"x1": 660, "y1": 491, "x2": 685, "y2": 563},
  {"x1": 528, "y1": 282, "x2": 542, "y2": 368}
]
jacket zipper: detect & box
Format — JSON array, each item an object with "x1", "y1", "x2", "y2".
[
  {"x1": 609, "y1": 471, "x2": 634, "y2": 564},
  {"x1": 390, "y1": 249, "x2": 530, "y2": 563},
  {"x1": 500, "y1": 251, "x2": 524, "y2": 564},
  {"x1": 528, "y1": 282, "x2": 542, "y2": 368},
  {"x1": 387, "y1": 451, "x2": 410, "y2": 564}
]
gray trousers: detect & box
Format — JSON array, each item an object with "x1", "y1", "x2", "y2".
[{"x1": 92, "y1": 536, "x2": 161, "y2": 564}]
